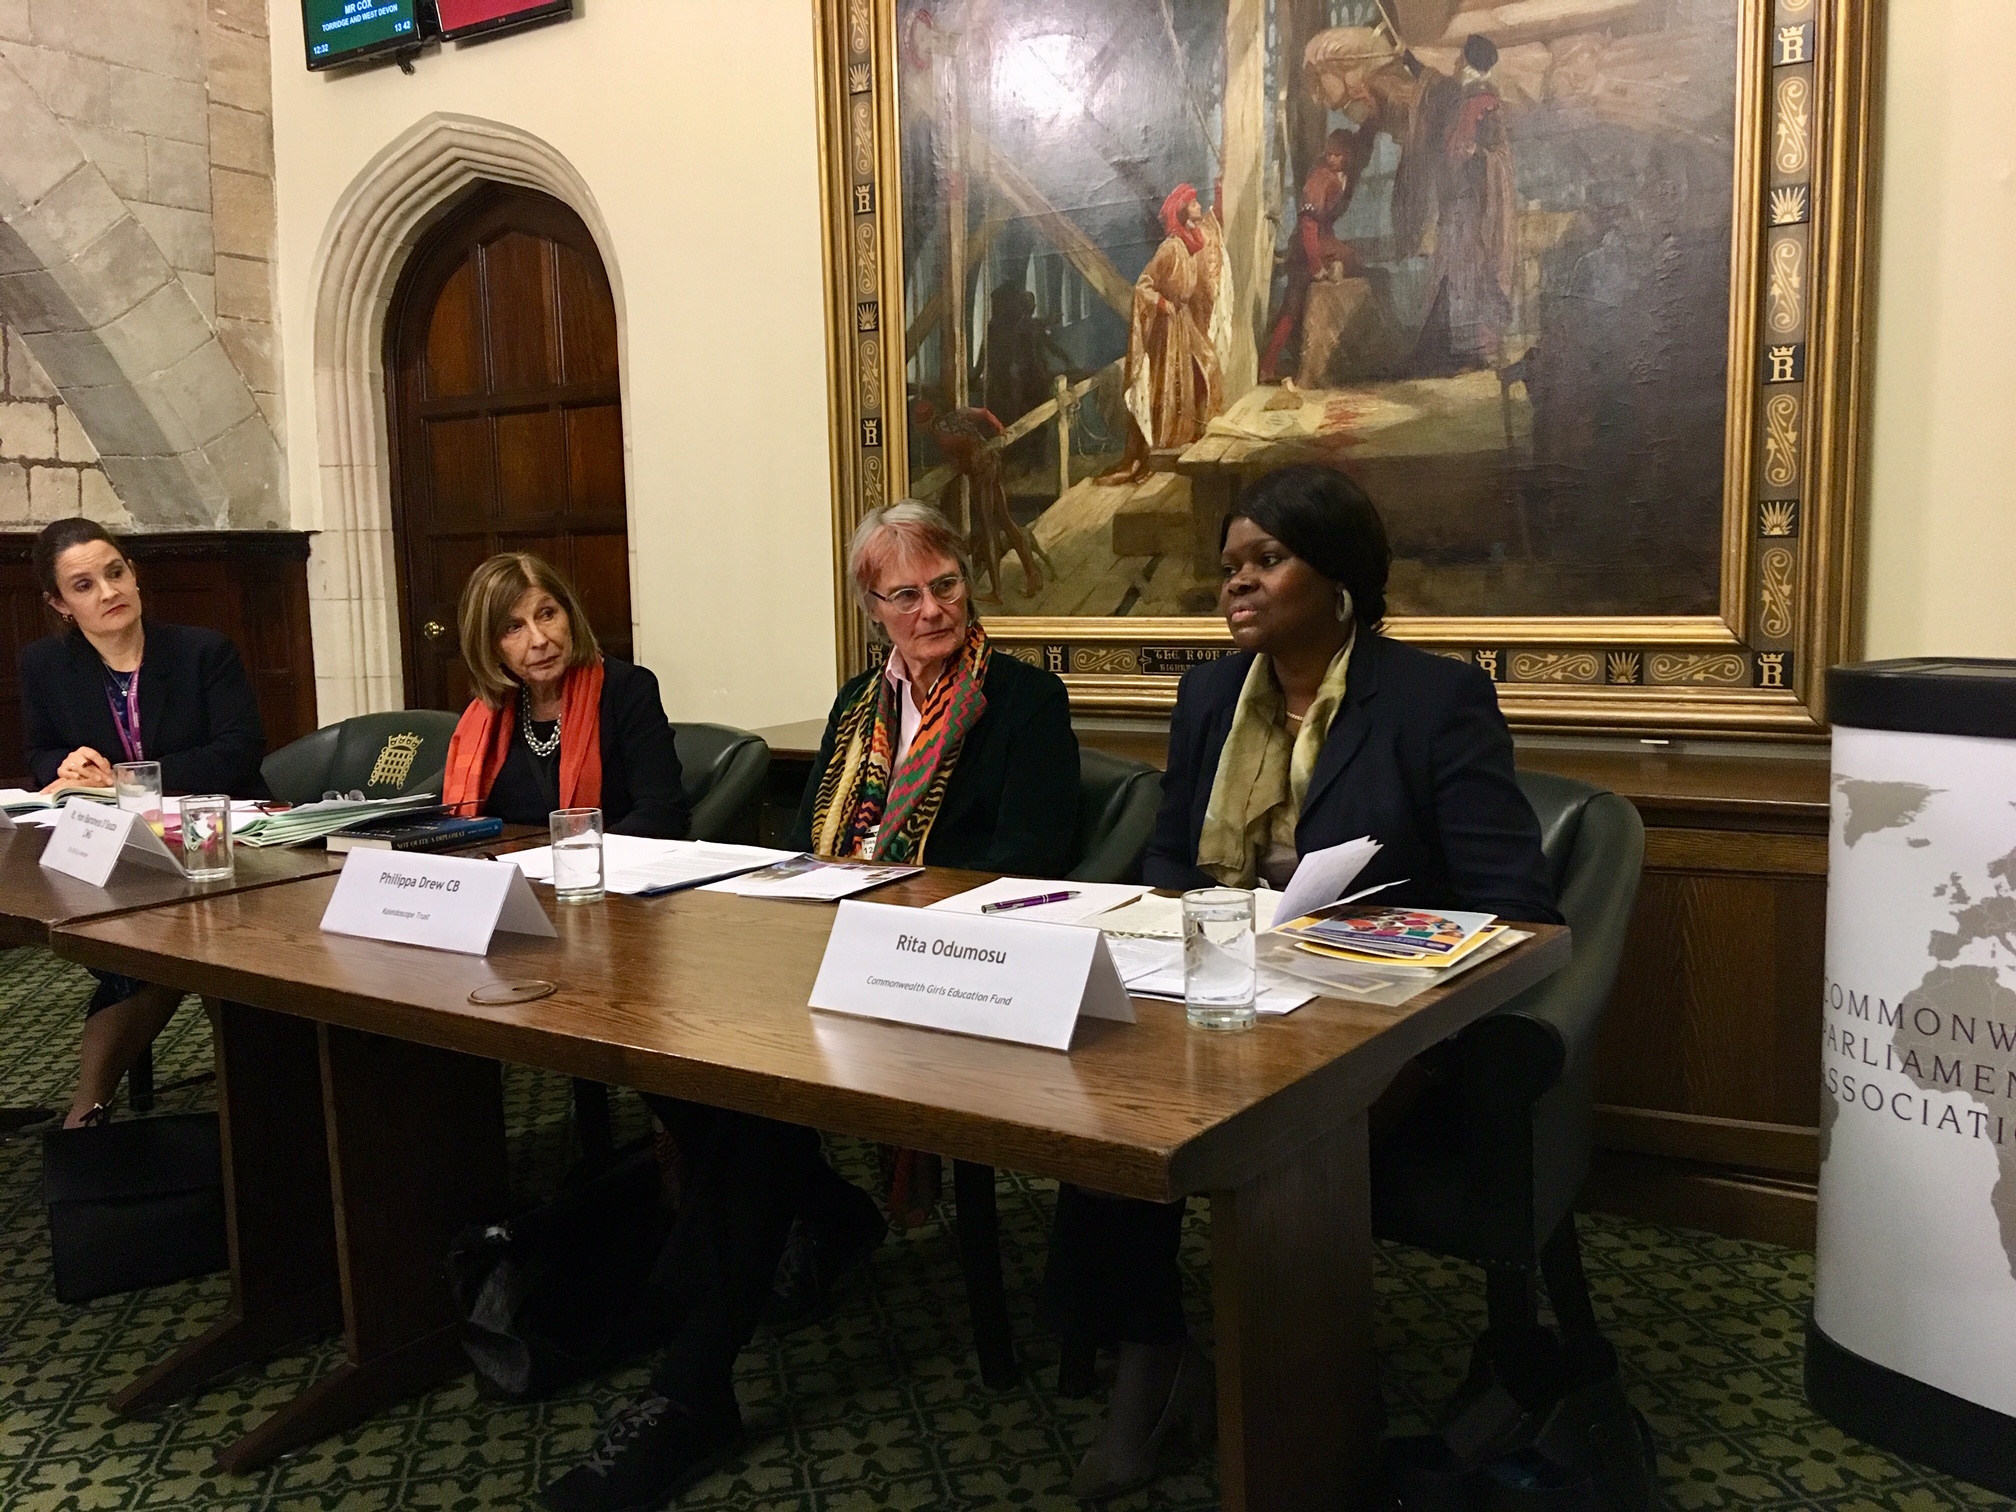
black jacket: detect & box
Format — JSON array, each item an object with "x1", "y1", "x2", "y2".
[
  {"x1": 790, "y1": 650, "x2": 1079, "y2": 875},
  {"x1": 20, "y1": 620, "x2": 266, "y2": 797},
  {"x1": 482, "y1": 657, "x2": 689, "y2": 839},
  {"x1": 1145, "y1": 634, "x2": 1561, "y2": 924}
]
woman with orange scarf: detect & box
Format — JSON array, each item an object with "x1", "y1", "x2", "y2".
[{"x1": 442, "y1": 553, "x2": 687, "y2": 838}]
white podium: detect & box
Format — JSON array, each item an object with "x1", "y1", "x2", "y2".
[{"x1": 1810, "y1": 658, "x2": 2016, "y2": 1495}]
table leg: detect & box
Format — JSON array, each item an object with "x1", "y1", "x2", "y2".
[
  {"x1": 214, "y1": 1025, "x2": 508, "y2": 1474},
  {"x1": 113, "y1": 1002, "x2": 341, "y2": 1415},
  {"x1": 1211, "y1": 1111, "x2": 1378, "y2": 1512}
]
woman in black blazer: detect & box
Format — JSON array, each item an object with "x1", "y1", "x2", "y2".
[
  {"x1": 788, "y1": 635, "x2": 1077, "y2": 872},
  {"x1": 539, "y1": 501, "x2": 1079, "y2": 1512},
  {"x1": 20, "y1": 518, "x2": 268, "y2": 1128},
  {"x1": 1051, "y1": 464, "x2": 1561, "y2": 1501},
  {"x1": 439, "y1": 552, "x2": 687, "y2": 840}
]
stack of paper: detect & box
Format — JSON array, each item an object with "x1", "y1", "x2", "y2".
[
  {"x1": 510, "y1": 836, "x2": 799, "y2": 895},
  {"x1": 1259, "y1": 927, "x2": 1531, "y2": 1007},
  {"x1": 1277, "y1": 906, "x2": 1502, "y2": 969},
  {"x1": 233, "y1": 793, "x2": 441, "y2": 848},
  {"x1": 1103, "y1": 935, "x2": 1316, "y2": 1016},
  {"x1": 702, "y1": 856, "x2": 921, "y2": 901}
]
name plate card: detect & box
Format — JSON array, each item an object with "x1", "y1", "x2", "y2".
[
  {"x1": 810, "y1": 899, "x2": 1135, "y2": 1052},
  {"x1": 321, "y1": 851, "x2": 557, "y2": 956},
  {"x1": 39, "y1": 800, "x2": 183, "y2": 887}
]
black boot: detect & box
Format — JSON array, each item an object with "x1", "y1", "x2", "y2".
[{"x1": 539, "y1": 1394, "x2": 743, "y2": 1512}]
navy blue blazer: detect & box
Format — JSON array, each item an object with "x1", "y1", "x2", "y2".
[
  {"x1": 19, "y1": 620, "x2": 267, "y2": 797},
  {"x1": 1144, "y1": 633, "x2": 1561, "y2": 924}
]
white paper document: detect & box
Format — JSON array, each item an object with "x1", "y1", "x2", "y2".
[
  {"x1": 511, "y1": 836, "x2": 798, "y2": 896},
  {"x1": 1274, "y1": 836, "x2": 1383, "y2": 925},
  {"x1": 925, "y1": 878, "x2": 1149, "y2": 924},
  {"x1": 322, "y1": 850, "x2": 557, "y2": 955},
  {"x1": 1092, "y1": 887, "x2": 1286, "y2": 939},
  {"x1": 1100, "y1": 935, "x2": 1316, "y2": 1015},
  {"x1": 810, "y1": 899, "x2": 1135, "y2": 1051},
  {"x1": 701, "y1": 856, "x2": 921, "y2": 901}
]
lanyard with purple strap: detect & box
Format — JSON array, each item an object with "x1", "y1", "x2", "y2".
[{"x1": 104, "y1": 666, "x2": 143, "y2": 763}]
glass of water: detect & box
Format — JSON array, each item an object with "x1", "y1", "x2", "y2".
[
  {"x1": 550, "y1": 807, "x2": 605, "y2": 905},
  {"x1": 179, "y1": 794, "x2": 233, "y2": 882},
  {"x1": 114, "y1": 760, "x2": 164, "y2": 833},
  {"x1": 1183, "y1": 887, "x2": 1257, "y2": 1031}
]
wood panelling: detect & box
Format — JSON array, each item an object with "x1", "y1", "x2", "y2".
[{"x1": 0, "y1": 532, "x2": 317, "y2": 788}]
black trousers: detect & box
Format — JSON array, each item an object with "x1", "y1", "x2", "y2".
[
  {"x1": 640, "y1": 1097, "x2": 868, "y2": 1417},
  {"x1": 1043, "y1": 1186, "x2": 1189, "y2": 1347}
]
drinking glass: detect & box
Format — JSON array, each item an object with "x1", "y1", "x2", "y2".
[
  {"x1": 1183, "y1": 887, "x2": 1257, "y2": 1031},
  {"x1": 179, "y1": 794, "x2": 234, "y2": 882},
  {"x1": 113, "y1": 760, "x2": 163, "y2": 833},
  {"x1": 550, "y1": 807, "x2": 605, "y2": 904}
]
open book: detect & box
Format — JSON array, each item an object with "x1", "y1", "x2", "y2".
[{"x1": 0, "y1": 785, "x2": 116, "y2": 815}]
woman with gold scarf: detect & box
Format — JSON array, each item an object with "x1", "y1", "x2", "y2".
[
  {"x1": 1045, "y1": 463, "x2": 1560, "y2": 1502},
  {"x1": 541, "y1": 501, "x2": 1077, "y2": 1512}
]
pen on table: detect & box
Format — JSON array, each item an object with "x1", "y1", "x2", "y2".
[{"x1": 980, "y1": 889, "x2": 1081, "y2": 913}]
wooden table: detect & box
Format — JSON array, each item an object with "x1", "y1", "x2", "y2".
[
  {"x1": 0, "y1": 821, "x2": 343, "y2": 950},
  {"x1": 55, "y1": 870, "x2": 1567, "y2": 1509},
  {"x1": 0, "y1": 821, "x2": 346, "y2": 1120}
]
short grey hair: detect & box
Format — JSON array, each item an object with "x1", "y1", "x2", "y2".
[{"x1": 846, "y1": 499, "x2": 976, "y2": 624}]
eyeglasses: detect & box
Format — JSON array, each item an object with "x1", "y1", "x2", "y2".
[{"x1": 869, "y1": 572, "x2": 968, "y2": 616}]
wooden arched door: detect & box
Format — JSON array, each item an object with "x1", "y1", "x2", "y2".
[{"x1": 386, "y1": 184, "x2": 629, "y2": 711}]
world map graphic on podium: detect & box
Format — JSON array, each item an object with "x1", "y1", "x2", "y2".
[{"x1": 1832, "y1": 777, "x2": 2016, "y2": 1280}]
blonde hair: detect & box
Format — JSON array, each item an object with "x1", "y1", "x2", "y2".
[
  {"x1": 846, "y1": 499, "x2": 976, "y2": 632},
  {"x1": 456, "y1": 552, "x2": 600, "y2": 708}
]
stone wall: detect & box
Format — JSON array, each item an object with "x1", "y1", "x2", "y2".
[
  {"x1": 0, "y1": 321, "x2": 125, "y2": 526},
  {"x1": 0, "y1": 0, "x2": 284, "y2": 529}
]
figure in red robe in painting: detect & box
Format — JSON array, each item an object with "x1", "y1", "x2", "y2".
[
  {"x1": 1102, "y1": 183, "x2": 1230, "y2": 484},
  {"x1": 911, "y1": 397, "x2": 1043, "y2": 601},
  {"x1": 1259, "y1": 130, "x2": 1369, "y2": 383},
  {"x1": 1405, "y1": 33, "x2": 1518, "y2": 374}
]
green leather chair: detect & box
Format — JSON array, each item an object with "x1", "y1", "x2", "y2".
[
  {"x1": 1371, "y1": 771, "x2": 1651, "y2": 1506},
  {"x1": 260, "y1": 710, "x2": 461, "y2": 804},
  {"x1": 673, "y1": 723, "x2": 771, "y2": 843},
  {"x1": 1066, "y1": 748, "x2": 1164, "y2": 885},
  {"x1": 953, "y1": 745, "x2": 1164, "y2": 1387}
]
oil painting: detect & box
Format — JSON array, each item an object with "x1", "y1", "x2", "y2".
[
  {"x1": 820, "y1": 0, "x2": 1876, "y2": 732},
  {"x1": 897, "y1": 0, "x2": 1736, "y2": 619}
]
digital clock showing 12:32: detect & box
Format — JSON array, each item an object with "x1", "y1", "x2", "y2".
[{"x1": 302, "y1": 0, "x2": 418, "y2": 66}]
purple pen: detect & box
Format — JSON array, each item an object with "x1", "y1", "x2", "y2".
[{"x1": 980, "y1": 889, "x2": 1080, "y2": 913}]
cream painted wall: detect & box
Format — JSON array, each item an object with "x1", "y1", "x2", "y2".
[
  {"x1": 1863, "y1": 0, "x2": 2016, "y2": 660},
  {"x1": 267, "y1": 0, "x2": 839, "y2": 727}
]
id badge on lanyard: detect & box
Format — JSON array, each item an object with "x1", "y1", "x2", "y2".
[{"x1": 106, "y1": 669, "x2": 143, "y2": 763}]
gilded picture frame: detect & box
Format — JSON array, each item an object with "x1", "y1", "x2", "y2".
[{"x1": 814, "y1": 0, "x2": 1879, "y2": 737}]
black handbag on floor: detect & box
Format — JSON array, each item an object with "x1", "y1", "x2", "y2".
[
  {"x1": 446, "y1": 1144, "x2": 677, "y2": 1401},
  {"x1": 41, "y1": 1112, "x2": 228, "y2": 1304}
]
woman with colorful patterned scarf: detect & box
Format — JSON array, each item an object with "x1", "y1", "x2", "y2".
[{"x1": 543, "y1": 500, "x2": 1078, "y2": 1512}]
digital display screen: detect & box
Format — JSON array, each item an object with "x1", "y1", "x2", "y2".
[
  {"x1": 435, "y1": 0, "x2": 572, "y2": 41},
  {"x1": 302, "y1": 0, "x2": 419, "y2": 69}
]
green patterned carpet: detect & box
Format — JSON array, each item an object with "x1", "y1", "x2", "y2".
[{"x1": 0, "y1": 946, "x2": 2005, "y2": 1512}]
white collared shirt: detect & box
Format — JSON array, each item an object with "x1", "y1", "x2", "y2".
[{"x1": 882, "y1": 646, "x2": 928, "y2": 766}]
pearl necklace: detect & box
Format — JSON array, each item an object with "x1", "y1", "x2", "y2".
[{"x1": 520, "y1": 694, "x2": 562, "y2": 757}]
